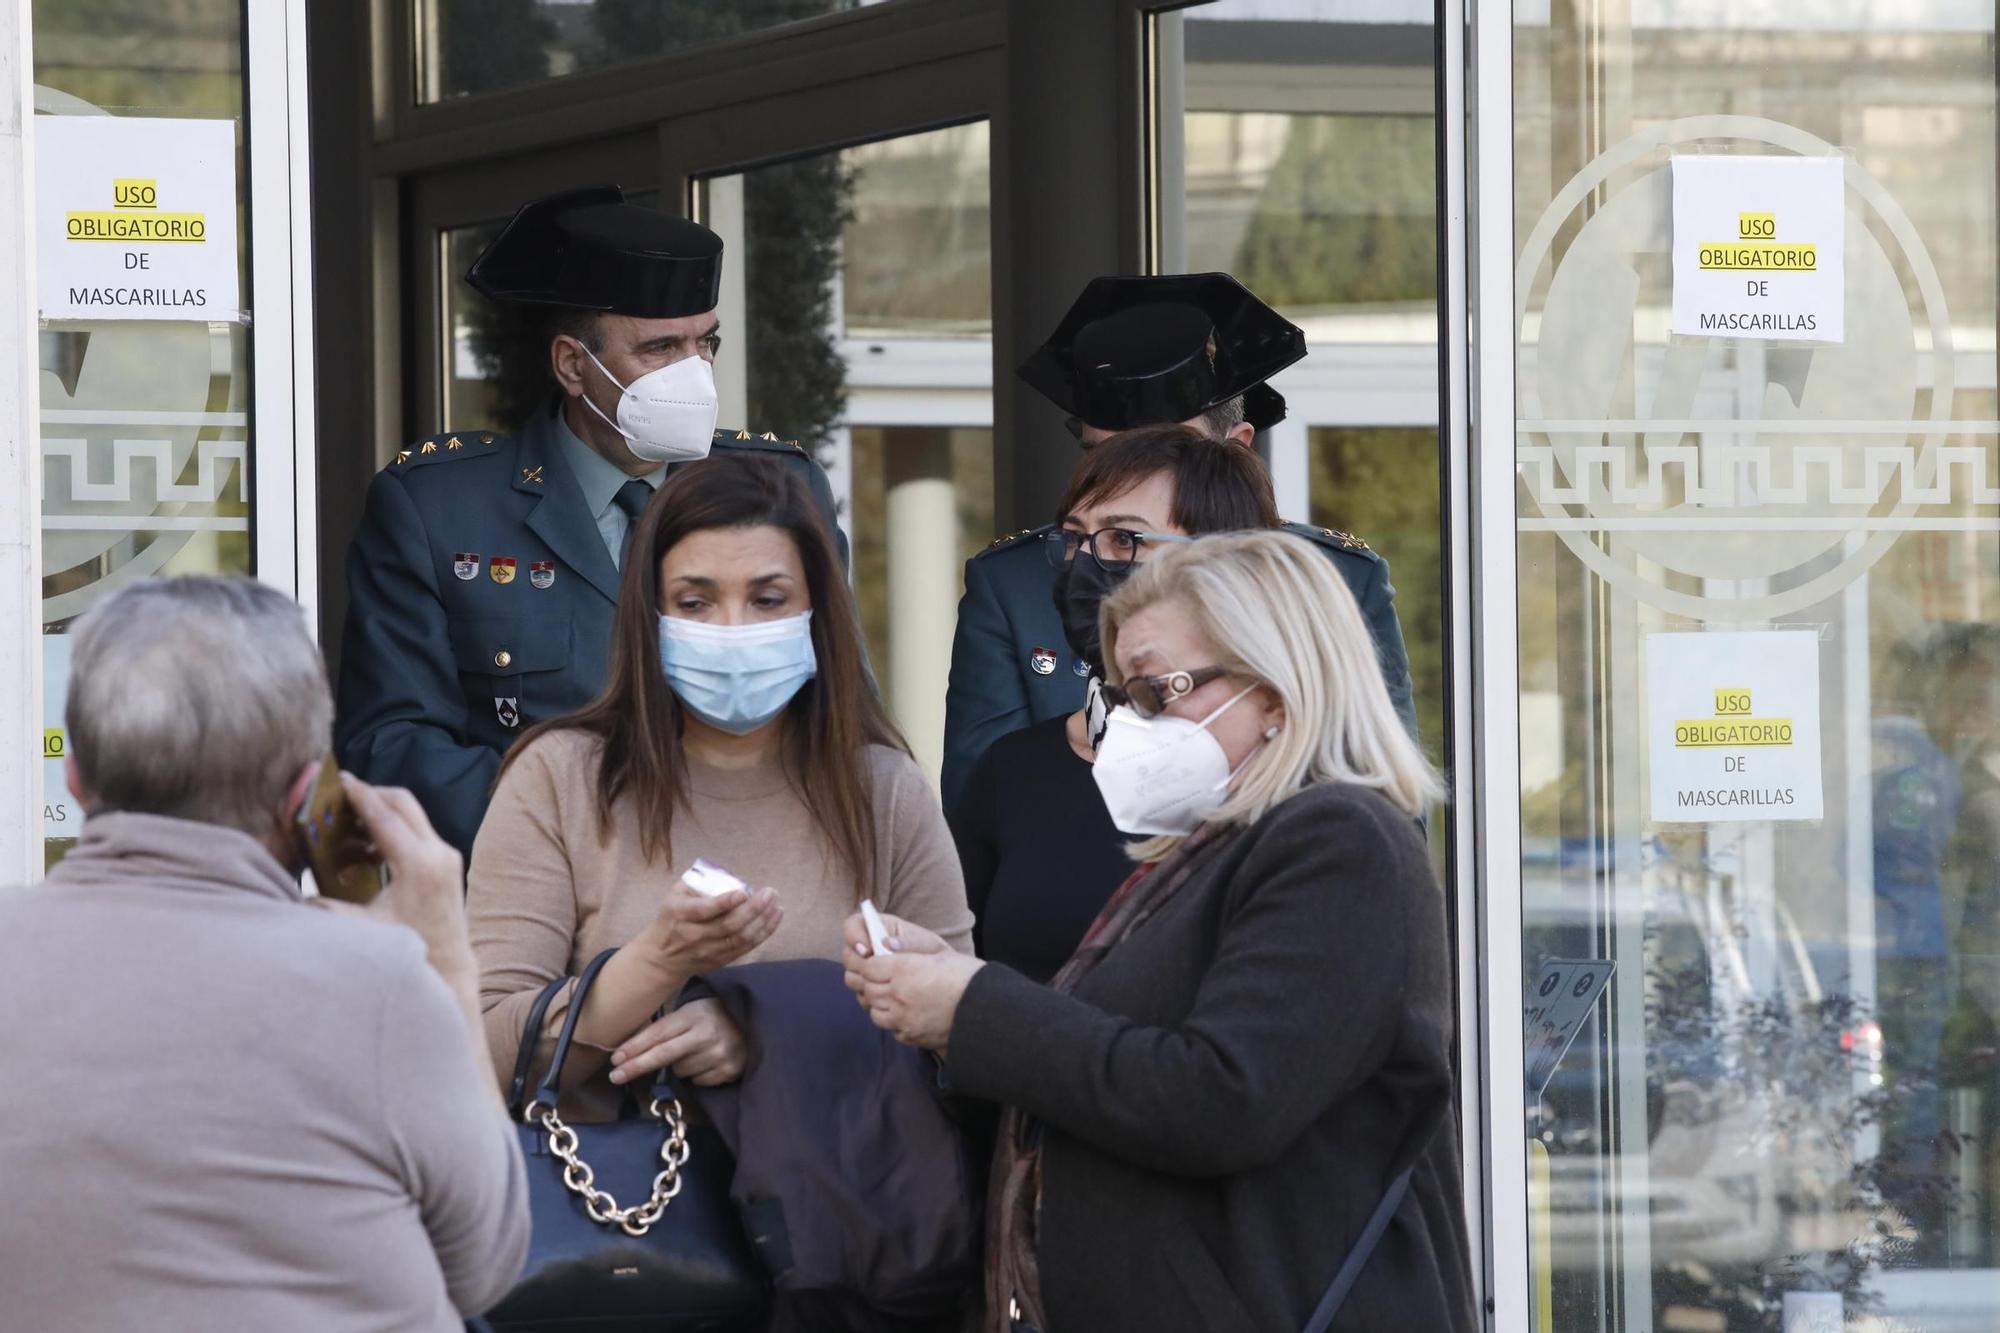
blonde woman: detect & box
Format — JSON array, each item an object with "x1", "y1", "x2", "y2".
[{"x1": 842, "y1": 531, "x2": 1474, "y2": 1333}]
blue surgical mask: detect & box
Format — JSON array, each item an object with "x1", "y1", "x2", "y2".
[{"x1": 659, "y1": 612, "x2": 817, "y2": 735}]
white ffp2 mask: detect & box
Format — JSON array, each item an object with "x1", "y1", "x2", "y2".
[
  {"x1": 579, "y1": 344, "x2": 720, "y2": 464},
  {"x1": 1090, "y1": 688, "x2": 1257, "y2": 837}
]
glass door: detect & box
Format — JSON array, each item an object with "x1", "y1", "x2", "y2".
[
  {"x1": 698, "y1": 122, "x2": 994, "y2": 786},
  {"x1": 30, "y1": 0, "x2": 313, "y2": 866},
  {"x1": 1499, "y1": 5, "x2": 2000, "y2": 1330}
]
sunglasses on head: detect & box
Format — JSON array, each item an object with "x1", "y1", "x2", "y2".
[{"x1": 1099, "y1": 666, "x2": 1230, "y2": 718}]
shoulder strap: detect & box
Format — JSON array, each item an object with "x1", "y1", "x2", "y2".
[
  {"x1": 1303, "y1": 1115, "x2": 1444, "y2": 1333},
  {"x1": 1302, "y1": 1165, "x2": 1416, "y2": 1333},
  {"x1": 505, "y1": 971, "x2": 573, "y2": 1119}
]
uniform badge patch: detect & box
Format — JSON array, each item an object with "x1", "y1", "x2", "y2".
[
  {"x1": 1073, "y1": 656, "x2": 1092, "y2": 677},
  {"x1": 490, "y1": 557, "x2": 517, "y2": 585},
  {"x1": 495, "y1": 697, "x2": 519, "y2": 729},
  {"x1": 529, "y1": 560, "x2": 555, "y2": 589},
  {"x1": 1030, "y1": 646, "x2": 1057, "y2": 676},
  {"x1": 452, "y1": 552, "x2": 480, "y2": 581}
]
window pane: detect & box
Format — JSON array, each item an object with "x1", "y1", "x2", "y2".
[
  {"x1": 704, "y1": 122, "x2": 993, "y2": 784},
  {"x1": 1165, "y1": 0, "x2": 1442, "y2": 835},
  {"x1": 416, "y1": 0, "x2": 919, "y2": 104},
  {"x1": 1513, "y1": 5, "x2": 2000, "y2": 1330},
  {"x1": 32, "y1": 0, "x2": 255, "y2": 865},
  {"x1": 1308, "y1": 427, "x2": 1442, "y2": 769}
]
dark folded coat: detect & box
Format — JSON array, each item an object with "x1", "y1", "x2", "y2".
[{"x1": 687, "y1": 959, "x2": 978, "y2": 1331}]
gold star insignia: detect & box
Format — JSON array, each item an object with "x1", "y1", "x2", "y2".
[
  {"x1": 761, "y1": 432, "x2": 780, "y2": 442},
  {"x1": 394, "y1": 449, "x2": 411, "y2": 465},
  {"x1": 446, "y1": 435, "x2": 463, "y2": 450},
  {"x1": 420, "y1": 440, "x2": 438, "y2": 455},
  {"x1": 521, "y1": 466, "x2": 544, "y2": 484},
  {"x1": 736, "y1": 430, "x2": 750, "y2": 440}
]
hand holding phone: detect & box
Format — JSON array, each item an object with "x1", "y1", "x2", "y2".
[{"x1": 294, "y1": 754, "x2": 385, "y2": 904}]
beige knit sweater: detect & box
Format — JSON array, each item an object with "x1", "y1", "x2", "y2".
[{"x1": 468, "y1": 728, "x2": 973, "y2": 1117}]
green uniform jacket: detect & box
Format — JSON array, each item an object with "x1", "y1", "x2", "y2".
[
  {"x1": 939, "y1": 523, "x2": 1417, "y2": 812},
  {"x1": 334, "y1": 408, "x2": 844, "y2": 856}
]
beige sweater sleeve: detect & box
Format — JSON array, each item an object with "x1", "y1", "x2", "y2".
[
  {"x1": 376, "y1": 943, "x2": 531, "y2": 1315},
  {"x1": 872, "y1": 748, "x2": 976, "y2": 954},
  {"x1": 467, "y1": 736, "x2": 582, "y2": 1097}
]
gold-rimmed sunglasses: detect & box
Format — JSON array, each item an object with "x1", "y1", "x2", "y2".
[{"x1": 1099, "y1": 666, "x2": 1230, "y2": 718}]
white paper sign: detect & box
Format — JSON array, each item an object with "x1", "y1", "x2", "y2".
[
  {"x1": 1646, "y1": 631, "x2": 1823, "y2": 823},
  {"x1": 35, "y1": 116, "x2": 240, "y2": 322},
  {"x1": 1672, "y1": 154, "x2": 1843, "y2": 342}
]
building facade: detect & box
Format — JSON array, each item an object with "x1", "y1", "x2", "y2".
[{"x1": 1, "y1": 1, "x2": 1997, "y2": 1329}]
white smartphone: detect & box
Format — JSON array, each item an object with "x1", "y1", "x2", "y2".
[
  {"x1": 860, "y1": 898, "x2": 894, "y2": 954},
  {"x1": 682, "y1": 858, "x2": 748, "y2": 899}
]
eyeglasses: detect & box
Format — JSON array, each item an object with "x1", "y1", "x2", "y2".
[
  {"x1": 1100, "y1": 666, "x2": 1230, "y2": 718},
  {"x1": 1041, "y1": 527, "x2": 1192, "y2": 572}
]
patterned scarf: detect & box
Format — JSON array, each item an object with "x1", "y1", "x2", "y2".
[
  {"x1": 982, "y1": 824, "x2": 1237, "y2": 1332},
  {"x1": 1083, "y1": 673, "x2": 1111, "y2": 750}
]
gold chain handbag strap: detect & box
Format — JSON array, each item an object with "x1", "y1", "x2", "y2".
[
  {"x1": 525, "y1": 1094, "x2": 694, "y2": 1237},
  {"x1": 517, "y1": 948, "x2": 698, "y2": 1238}
]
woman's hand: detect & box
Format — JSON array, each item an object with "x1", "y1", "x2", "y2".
[
  {"x1": 840, "y1": 909, "x2": 949, "y2": 960},
  {"x1": 609, "y1": 998, "x2": 747, "y2": 1088},
  {"x1": 843, "y1": 948, "x2": 986, "y2": 1052},
  {"x1": 638, "y1": 882, "x2": 783, "y2": 984}
]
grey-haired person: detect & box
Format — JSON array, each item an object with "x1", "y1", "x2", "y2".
[{"x1": 0, "y1": 576, "x2": 528, "y2": 1332}]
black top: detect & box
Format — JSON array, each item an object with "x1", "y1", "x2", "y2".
[
  {"x1": 948, "y1": 716, "x2": 1138, "y2": 985},
  {"x1": 947, "y1": 783, "x2": 1475, "y2": 1333}
]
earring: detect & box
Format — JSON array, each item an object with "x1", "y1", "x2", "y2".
[{"x1": 1263, "y1": 724, "x2": 1282, "y2": 741}]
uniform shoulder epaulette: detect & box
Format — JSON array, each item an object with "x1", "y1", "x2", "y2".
[
  {"x1": 385, "y1": 431, "x2": 502, "y2": 471},
  {"x1": 1285, "y1": 520, "x2": 1373, "y2": 555},
  {"x1": 973, "y1": 527, "x2": 1042, "y2": 559},
  {"x1": 714, "y1": 428, "x2": 808, "y2": 457}
]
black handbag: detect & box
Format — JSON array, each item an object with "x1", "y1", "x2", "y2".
[{"x1": 484, "y1": 948, "x2": 768, "y2": 1333}]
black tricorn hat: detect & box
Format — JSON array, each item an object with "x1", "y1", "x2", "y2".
[
  {"x1": 465, "y1": 185, "x2": 723, "y2": 318},
  {"x1": 1017, "y1": 273, "x2": 1306, "y2": 433}
]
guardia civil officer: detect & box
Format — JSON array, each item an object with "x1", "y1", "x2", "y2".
[
  {"x1": 336, "y1": 186, "x2": 845, "y2": 855},
  {"x1": 938, "y1": 273, "x2": 1416, "y2": 811}
]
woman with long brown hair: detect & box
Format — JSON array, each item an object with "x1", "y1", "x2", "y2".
[{"x1": 468, "y1": 453, "x2": 972, "y2": 1118}]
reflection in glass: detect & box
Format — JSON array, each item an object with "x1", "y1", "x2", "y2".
[
  {"x1": 704, "y1": 128, "x2": 990, "y2": 778},
  {"x1": 416, "y1": 0, "x2": 912, "y2": 103},
  {"x1": 1169, "y1": 0, "x2": 1441, "y2": 855},
  {"x1": 1514, "y1": 6, "x2": 2000, "y2": 1329},
  {"x1": 842, "y1": 125, "x2": 991, "y2": 337},
  {"x1": 1309, "y1": 426, "x2": 1442, "y2": 769},
  {"x1": 850, "y1": 425, "x2": 996, "y2": 779}
]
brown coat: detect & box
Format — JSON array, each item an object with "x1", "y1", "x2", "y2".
[
  {"x1": 469, "y1": 730, "x2": 973, "y2": 1119},
  {"x1": 0, "y1": 812, "x2": 529, "y2": 1332}
]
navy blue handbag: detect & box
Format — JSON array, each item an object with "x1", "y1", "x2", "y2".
[{"x1": 483, "y1": 948, "x2": 767, "y2": 1332}]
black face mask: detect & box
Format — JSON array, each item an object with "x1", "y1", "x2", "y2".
[{"x1": 1051, "y1": 551, "x2": 1132, "y2": 675}]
